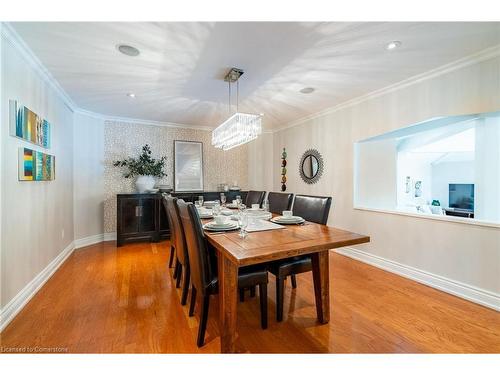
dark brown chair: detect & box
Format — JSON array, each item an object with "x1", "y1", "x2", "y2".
[
  {"x1": 164, "y1": 196, "x2": 190, "y2": 306},
  {"x1": 177, "y1": 199, "x2": 269, "y2": 347},
  {"x1": 162, "y1": 195, "x2": 176, "y2": 269},
  {"x1": 245, "y1": 190, "x2": 266, "y2": 208},
  {"x1": 268, "y1": 194, "x2": 332, "y2": 321},
  {"x1": 267, "y1": 192, "x2": 294, "y2": 214}
]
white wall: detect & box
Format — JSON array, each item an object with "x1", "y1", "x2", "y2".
[
  {"x1": 73, "y1": 112, "x2": 104, "y2": 241},
  {"x1": 431, "y1": 161, "x2": 474, "y2": 208},
  {"x1": 248, "y1": 132, "x2": 274, "y2": 192},
  {"x1": 270, "y1": 54, "x2": 500, "y2": 297},
  {"x1": 1, "y1": 32, "x2": 74, "y2": 309}
]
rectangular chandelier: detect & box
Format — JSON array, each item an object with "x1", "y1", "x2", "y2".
[{"x1": 212, "y1": 112, "x2": 262, "y2": 151}]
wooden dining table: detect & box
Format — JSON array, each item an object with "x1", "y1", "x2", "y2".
[{"x1": 203, "y1": 213, "x2": 370, "y2": 353}]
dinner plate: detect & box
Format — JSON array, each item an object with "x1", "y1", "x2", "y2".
[
  {"x1": 203, "y1": 222, "x2": 239, "y2": 231},
  {"x1": 198, "y1": 213, "x2": 213, "y2": 219},
  {"x1": 271, "y1": 216, "x2": 305, "y2": 224},
  {"x1": 226, "y1": 203, "x2": 239, "y2": 209}
]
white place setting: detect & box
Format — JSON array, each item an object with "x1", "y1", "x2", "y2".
[
  {"x1": 270, "y1": 210, "x2": 306, "y2": 225},
  {"x1": 202, "y1": 215, "x2": 240, "y2": 232}
]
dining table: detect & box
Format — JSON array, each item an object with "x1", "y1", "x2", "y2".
[{"x1": 202, "y1": 210, "x2": 370, "y2": 353}]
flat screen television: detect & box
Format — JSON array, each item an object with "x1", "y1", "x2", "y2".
[{"x1": 449, "y1": 183, "x2": 474, "y2": 211}]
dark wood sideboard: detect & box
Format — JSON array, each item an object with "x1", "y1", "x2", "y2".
[{"x1": 116, "y1": 191, "x2": 247, "y2": 247}]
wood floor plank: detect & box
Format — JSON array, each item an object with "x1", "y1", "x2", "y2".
[{"x1": 1, "y1": 240, "x2": 498, "y2": 353}]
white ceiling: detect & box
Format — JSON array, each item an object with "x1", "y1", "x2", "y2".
[{"x1": 11, "y1": 22, "x2": 500, "y2": 130}]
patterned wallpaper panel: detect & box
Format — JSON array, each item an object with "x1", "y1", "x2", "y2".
[{"x1": 104, "y1": 120, "x2": 248, "y2": 233}]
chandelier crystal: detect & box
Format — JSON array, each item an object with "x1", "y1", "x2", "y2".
[{"x1": 212, "y1": 68, "x2": 263, "y2": 150}]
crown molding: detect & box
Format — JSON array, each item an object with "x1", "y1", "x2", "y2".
[
  {"x1": 1, "y1": 22, "x2": 77, "y2": 112},
  {"x1": 74, "y1": 108, "x2": 214, "y2": 131},
  {"x1": 273, "y1": 43, "x2": 500, "y2": 133}
]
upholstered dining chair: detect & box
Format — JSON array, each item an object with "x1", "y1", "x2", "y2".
[
  {"x1": 245, "y1": 190, "x2": 266, "y2": 208},
  {"x1": 177, "y1": 199, "x2": 269, "y2": 347},
  {"x1": 268, "y1": 194, "x2": 332, "y2": 321},
  {"x1": 162, "y1": 195, "x2": 176, "y2": 269},
  {"x1": 164, "y1": 196, "x2": 191, "y2": 306},
  {"x1": 267, "y1": 192, "x2": 294, "y2": 214}
]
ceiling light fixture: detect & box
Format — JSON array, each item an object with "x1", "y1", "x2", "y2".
[
  {"x1": 212, "y1": 68, "x2": 262, "y2": 151},
  {"x1": 127, "y1": 93, "x2": 136, "y2": 98},
  {"x1": 117, "y1": 44, "x2": 140, "y2": 57},
  {"x1": 300, "y1": 87, "x2": 315, "y2": 94},
  {"x1": 386, "y1": 41, "x2": 402, "y2": 51}
]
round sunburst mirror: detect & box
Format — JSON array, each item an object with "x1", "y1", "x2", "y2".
[{"x1": 299, "y1": 149, "x2": 324, "y2": 184}]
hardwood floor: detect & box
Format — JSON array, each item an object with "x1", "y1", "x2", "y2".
[{"x1": 1, "y1": 240, "x2": 499, "y2": 353}]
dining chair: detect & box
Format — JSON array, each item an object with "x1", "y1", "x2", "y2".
[
  {"x1": 245, "y1": 190, "x2": 266, "y2": 208},
  {"x1": 267, "y1": 192, "x2": 294, "y2": 214},
  {"x1": 268, "y1": 194, "x2": 332, "y2": 321},
  {"x1": 162, "y1": 195, "x2": 176, "y2": 269},
  {"x1": 177, "y1": 199, "x2": 269, "y2": 347},
  {"x1": 165, "y1": 196, "x2": 191, "y2": 306}
]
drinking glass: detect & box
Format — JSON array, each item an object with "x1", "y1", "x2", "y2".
[
  {"x1": 198, "y1": 195, "x2": 204, "y2": 207},
  {"x1": 262, "y1": 198, "x2": 270, "y2": 212},
  {"x1": 238, "y1": 212, "x2": 248, "y2": 238},
  {"x1": 195, "y1": 200, "x2": 201, "y2": 208},
  {"x1": 236, "y1": 195, "x2": 242, "y2": 206},
  {"x1": 220, "y1": 193, "x2": 226, "y2": 207},
  {"x1": 213, "y1": 200, "x2": 221, "y2": 216}
]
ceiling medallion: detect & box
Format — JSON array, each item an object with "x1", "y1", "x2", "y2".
[{"x1": 212, "y1": 68, "x2": 263, "y2": 151}]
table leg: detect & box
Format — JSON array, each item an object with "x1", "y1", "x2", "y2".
[
  {"x1": 218, "y1": 253, "x2": 238, "y2": 353},
  {"x1": 311, "y1": 250, "x2": 330, "y2": 324}
]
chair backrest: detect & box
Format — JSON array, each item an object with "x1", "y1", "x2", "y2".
[
  {"x1": 165, "y1": 195, "x2": 188, "y2": 266},
  {"x1": 162, "y1": 195, "x2": 175, "y2": 248},
  {"x1": 245, "y1": 190, "x2": 266, "y2": 208},
  {"x1": 292, "y1": 194, "x2": 332, "y2": 224},
  {"x1": 177, "y1": 199, "x2": 214, "y2": 295},
  {"x1": 267, "y1": 192, "x2": 294, "y2": 214}
]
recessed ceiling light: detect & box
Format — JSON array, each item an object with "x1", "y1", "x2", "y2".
[
  {"x1": 386, "y1": 41, "x2": 402, "y2": 51},
  {"x1": 127, "y1": 93, "x2": 136, "y2": 98},
  {"x1": 300, "y1": 87, "x2": 315, "y2": 94},
  {"x1": 117, "y1": 44, "x2": 140, "y2": 57}
]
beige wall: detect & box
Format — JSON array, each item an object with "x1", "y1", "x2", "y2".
[
  {"x1": 103, "y1": 120, "x2": 248, "y2": 233},
  {"x1": 269, "y1": 54, "x2": 500, "y2": 295},
  {"x1": 1, "y1": 33, "x2": 75, "y2": 308}
]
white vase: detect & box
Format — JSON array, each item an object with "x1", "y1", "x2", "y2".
[{"x1": 136, "y1": 175, "x2": 156, "y2": 193}]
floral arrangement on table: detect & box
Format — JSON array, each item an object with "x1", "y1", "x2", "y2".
[{"x1": 113, "y1": 144, "x2": 167, "y2": 192}]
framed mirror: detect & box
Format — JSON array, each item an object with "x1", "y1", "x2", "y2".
[
  {"x1": 174, "y1": 140, "x2": 204, "y2": 192},
  {"x1": 299, "y1": 149, "x2": 324, "y2": 184}
]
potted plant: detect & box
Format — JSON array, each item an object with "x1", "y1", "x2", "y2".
[{"x1": 113, "y1": 144, "x2": 167, "y2": 193}]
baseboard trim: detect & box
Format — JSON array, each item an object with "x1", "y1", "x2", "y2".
[
  {"x1": 104, "y1": 232, "x2": 117, "y2": 241},
  {"x1": 0, "y1": 241, "x2": 75, "y2": 332},
  {"x1": 335, "y1": 247, "x2": 500, "y2": 312},
  {"x1": 74, "y1": 233, "x2": 104, "y2": 249}
]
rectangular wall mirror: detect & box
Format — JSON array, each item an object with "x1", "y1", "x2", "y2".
[{"x1": 174, "y1": 140, "x2": 204, "y2": 192}]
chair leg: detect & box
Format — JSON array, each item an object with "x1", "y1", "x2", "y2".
[
  {"x1": 259, "y1": 283, "x2": 268, "y2": 329},
  {"x1": 197, "y1": 295, "x2": 210, "y2": 347},
  {"x1": 276, "y1": 277, "x2": 285, "y2": 322},
  {"x1": 168, "y1": 246, "x2": 175, "y2": 268},
  {"x1": 173, "y1": 259, "x2": 180, "y2": 279},
  {"x1": 291, "y1": 274, "x2": 297, "y2": 289},
  {"x1": 189, "y1": 286, "x2": 197, "y2": 317},
  {"x1": 181, "y1": 265, "x2": 190, "y2": 305},
  {"x1": 250, "y1": 286, "x2": 256, "y2": 297},
  {"x1": 239, "y1": 288, "x2": 245, "y2": 302},
  {"x1": 176, "y1": 264, "x2": 182, "y2": 288}
]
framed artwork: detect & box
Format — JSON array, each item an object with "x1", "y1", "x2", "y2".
[
  {"x1": 173, "y1": 140, "x2": 204, "y2": 192},
  {"x1": 19, "y1": 147, "x2": 55, "y2": 181},
  {"x1": 9, "y1": 100, "x2": 51, "y2": 148}
]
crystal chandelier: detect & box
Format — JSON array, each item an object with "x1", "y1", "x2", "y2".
[{"x1": 212, "y1": 68, "x2": 262, "y2": 151}]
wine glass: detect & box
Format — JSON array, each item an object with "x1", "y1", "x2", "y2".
[
  {"x1": 220, "y1": 193, "x2": 226, "y2": 207},
  {"x1": 236, "y1": 195, "x2": 242, "y2": 206},
  {"x1": 238, "y1": 211, "x2": 248, "y2": 238},
  {"x1": 198, "y1": 195, "x2": 204, "y2": 207},
  {"x1": 195, "y1": 200, "x2": 201, "y2": 209},
  {"x1": 262, "y1": 198, "x2": 270, "y2": 212}
]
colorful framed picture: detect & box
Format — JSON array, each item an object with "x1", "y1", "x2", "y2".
[
  {"x1": 9, "y1": 100, "x2": 51, "y2": 149},
  {"x1": 18, "y1": 148, "x2": 55, "y2": 181}
]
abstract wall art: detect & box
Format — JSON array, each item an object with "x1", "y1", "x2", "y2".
[
  {"x1": 9, "y1": 100, "x2": 51, "y2": 148},
  {"x1": 18, "y1": 147, "x2": 55, "y2": 181}
]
